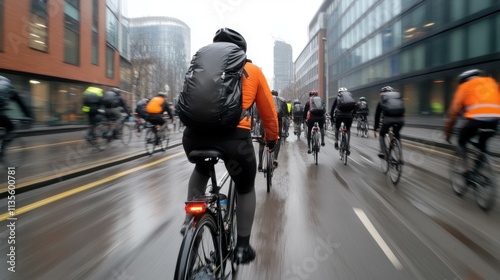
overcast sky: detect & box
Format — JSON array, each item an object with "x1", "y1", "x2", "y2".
[{"x1": 124, "y1": 0, "x2": 323, "y2": 83}]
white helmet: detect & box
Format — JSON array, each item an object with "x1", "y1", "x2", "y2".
[{"x1": 338, "y1": 87, "x2": 348, "y2": 93}]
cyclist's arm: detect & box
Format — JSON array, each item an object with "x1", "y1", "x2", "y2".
[
  {"x1": 374, "y1": 102, "x2": 382, "y2": 130},
  {"x1": 302, "y1": 102, "x2": 309, "y2": 121},
  {"x1": 163, "y1": 101, "x2": 174, "y2": 120},
  {"x1": 251, "y1": 67, "x2": 279, "y2": 142},
  {"x1": 118, "y1": 98, "x2": 131, "y2": 116},
  {"x1": 10, "y1": 90, "x2": 33, "y2": 119}
]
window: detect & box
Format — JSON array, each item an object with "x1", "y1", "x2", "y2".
[
  {"x1": 497, "y1": 14, "x2": 500, "y2": 52},
  {"x1": 106, "y1": 46, "x2": 114, "y2": 78},
  {"x1": 92, "y1": 0, "x2": 98, "y2": 64},
  {"x1": 64, "y1": 0, "x2": 80, "y2": 65},
  {"x1": 450, "y1": 0, "x2": 466, "y2": 21},
  {"x1": 30, "y1": 0, "x2": 48, "y2": 52},
  {"x1": 106, "y1": 8, "x2": 118, "y2": 48},
  {"x1": 448, "y1": 28, "x2": 464, "y2": 63},
  {"x1": 468, "y1": 19, "x2": 490, "y2": 58}
]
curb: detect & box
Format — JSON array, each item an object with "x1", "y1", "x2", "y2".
[{"x1": 0, "y1": 142, "x2": 183, "y2": 198}]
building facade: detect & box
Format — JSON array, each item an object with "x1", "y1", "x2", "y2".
[
  {"x1": 273, "y1": 40, "x2": 293, "y2": 93},
  {"x1": 295, "y1": 13, "x2": 327, "y2": 106},
  {"x1": 0, "y1": 0, "x2": 131, "y2": 125},
  {"x1": 129, "y1": 16, "x2": 190, "y2": 101},
  {"x1": 320, "y1": 0, "x2": 500, "y2": 124}
]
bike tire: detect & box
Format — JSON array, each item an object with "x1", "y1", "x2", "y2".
[
  {"x1": 134, "y1": 122, "x2": 143, "y2": 137},
  {"x1": 1, "y1": 136, "x2": 27, "y2": 167},
  {"x1": 145, "y1": 129, "x2": 156, "y2": 155},
  {"x1": 159, "y1": 128, "x2": 169, "y2": 151},
  {"x1": 93, "y1": 124, "x2": 109, "y2": 151},
  {"x1": 266, "y1": 152, "x2": 273, "y2": 192},
  {"x1": 226, "y1": 180, "x2": 238, "y2": 275},
  {"x1": 174, "y1": 214, "x2": 221, "y2": 280},
  {"x1": 388, "y1": 139, "x2": 403, "y2": 184},
  {"x1": 121, "y1": 123, "x2": 133, "y2": 146},
  {"x1": 472, "y1": 154, "x2": 497, "y2": 211},
  {"x1": 342, "y1": 134, "x2": 348, "y2": 165},
  {"x1": 449, "y1": 153, "x2": 467, "y2": 197}
]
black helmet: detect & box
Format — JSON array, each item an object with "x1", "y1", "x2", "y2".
[
  {"x1": 458, "y1": 69, "x2": 483, "y2": 84},
  {"x1": 271, "y1": 90, "x2": 278, "y2": 96},
  {"x1": 213, "y1": 28, "x2": 247, "y2": 53},
  {"x1": 112, "y1": 87, "x2": 121, "y2": 94},
  {"x1": 293, "y1": 99, "x2": 300, "y2": 104},
  {"x1": 380, "y1": 86, "x2": 394, "y2": 92},
  {"x1": 309, "y1": 90, "x2": 318, "y2": 97}
]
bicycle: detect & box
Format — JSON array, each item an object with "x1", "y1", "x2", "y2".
[
  {"x1": 311, "y1": 122, "x2": 320, "y2": 165},
  {"x1": 88, "y1": 110, "x2": 132, "y2": 151},
  {"x1": 174, "y1": 149, "x2": 238, "y2": 279},
  {"x1": 293, "y1": 119, "x2": 302, "y2": 140},
  {"x1": 281, "y1": 116, "x2": 290, "y2": 144},
  {"x1": 261, "y1": 145, "x2": 275, "y2": 192},
  {"x1": 0, "y1": 119, "x2": 29, "y2": 167},
  {"x1": 338, "y1": 122, "x2": 349, "y2": 165},
  {"x1": 144, "y1": 120, "x2": 170, "y2": 155},
  {"x1": 134, "y1": 116, "x2": 147, "y2": 137},
  {"x1": 356, "y1": 116, "x2": 369, "y2": 138},
  {"x1": 377, "y1": 125, "x2": 403, "y2": 184},
  {"x1": 449, "y1": 129, "x2": 497, "y2": 211}
]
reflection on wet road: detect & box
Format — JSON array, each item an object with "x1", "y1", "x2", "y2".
[{"x1": 1, "y1": 130, "x2": 499, "y2": 279}]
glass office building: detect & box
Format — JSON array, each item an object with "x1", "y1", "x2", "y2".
[
  {"x1": 322, "y1": 0, "x2": 500, "y2": 124},
  {"x1": 273, "y1": 40, "x2": 294, "y2": 93}
]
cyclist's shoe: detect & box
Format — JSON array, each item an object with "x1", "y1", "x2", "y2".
[
  {"x1": 334, "y1": 142, "x2": 339, "y2": 150},
  {"x1": 307, "y1": 149, "x2": 312, "y2": 154},
  {"x1": 234, "y1": 244, "x2": 256, "y2": 265},
  {"x1": 257, "y1": 164, "x2": 263, "y2": 172},
  {"x1": 347, "y1": 149, "x2": 351, "y2": 156},
  {"x1": 321, "y1": 141, "x2": 325, "y2": 146},
  {"x1": 273, "y1": 160, "x2": 278, "y2": 168},
  {"x1": 378, "y1": 151, "x2": 385, "y2": 159}
]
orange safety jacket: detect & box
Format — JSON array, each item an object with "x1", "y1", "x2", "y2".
[
  {"x1": 238, "y1": 62, "x2": 279, "y2": 141},
  {"x1": 449, "y1": 77, "x2": 500, "y2": 119}
]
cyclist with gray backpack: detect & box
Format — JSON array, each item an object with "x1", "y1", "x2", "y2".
[
  {"x1": 176, "y1": 27, "x2": 279, "y2": 265},
  {"x1": 330, "y1": 87, "x2": 356, "y2": 154},
  {"x1": 374, "y1": 86, "x2": 405, "y2": 159},
  {"x1": 303, "y1": 90, "x2": 326, "y2": 154}
]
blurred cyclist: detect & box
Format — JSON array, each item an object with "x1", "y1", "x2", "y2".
[
  {"x1": 444, "y1": 69, "x2": 500, "y2": 177},
  {"x1": 0, "y1": 76, "x2": 33, "y2": 156},
  {"x1": 257, "y1": 90, "x2": 285, "y2": 170},
  {"x1": 102, "y1": 87, "x2": 131, "y2": 139},
  {"x1": 330, "y1": 87, "x2": 356, "y2": 154},
  {"x1": 303, "y1": 90, "x2": 326, "y2": 153},
  {"x1": 146, "y1": 92, "x2": 174, "y2": 129},
  {"x1": 374, "y1": 86, "x2": 405, "y2": 159}
]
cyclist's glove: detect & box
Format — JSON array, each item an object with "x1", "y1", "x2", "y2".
[{"x1": 266, "y1": 140, "x2": 277, "y2": 151}]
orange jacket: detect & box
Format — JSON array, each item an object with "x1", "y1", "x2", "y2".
[
  {"x1": 238, "y1": 62, "x2": 279, "y2": 141},
  {"x1": 449, "y1": 77, "x2": 500, "y2": 119}
]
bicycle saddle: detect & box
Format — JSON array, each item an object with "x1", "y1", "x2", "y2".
[{"x1": 188, "y1": 149, "x2": 225, "y2": 163}]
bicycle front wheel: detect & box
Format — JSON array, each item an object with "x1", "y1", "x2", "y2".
[
  {"x1": 159, "y1": 128, "x2": 170, "y2": 151},
  {"x1": 145, "y1": 129, "x2": 156, "y2": 155},
  {"x1": 93, "y1": 124, "x2": 110, "y2": 151},
  {"x1": 266, "y1": 152, "x2": 273, "y2": 192},
  {"x1": 472, "y1": 154, "x2": 496, "y2": 211},
  {"x1": 388, "y1": 140, "x2": 402, "y2": 184},
  {"x1": 174, "y1": 214, "x2": 221, "y2": 280},
  {"x1": 121, "y1": 123, "x2": 133, "y2": 146}
]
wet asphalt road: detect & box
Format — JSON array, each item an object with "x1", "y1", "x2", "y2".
[{"x1": 0, "y1": 126, "x2": 500, "y2": 280}]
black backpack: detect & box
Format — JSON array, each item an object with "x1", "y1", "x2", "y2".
[
  {"x1": 381, "y1": 91, "x2": 405, "y2": 116},
  {"x1": 292, "y1": 103, "x2": 303, "y2": 117},
  {"x1": 337, "y1": 91, "x2": 356, "y2": 112},
  {"x1": 309, "y1": 96, "x2": 325, "y2": 116},
  {"x1": 135, "y1": 98, "x2": 150, "y2": 118},
  {"x1": 357, "y1": 100, "x2": 368, "y2": 112},
  {"x1": 102, "y1": 92, "x2": 120, "y2": 108},
  {"x1": 176, "y1": 42, "x2": 248, "y2": 130}
]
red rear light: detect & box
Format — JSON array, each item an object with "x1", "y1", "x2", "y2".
[
  {"x1": 185, "y1": 202, "x2": 206, "y2": 214},
  {"x1": 312, "y1": 127, "x2": 319, "y2": 131},
  {"x1": 342, "y1": 127, "x2": 347, "y2": 132}
]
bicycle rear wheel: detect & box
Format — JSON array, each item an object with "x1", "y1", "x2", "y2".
[
  {"x1": 472, "y1": 154, "x2": 496, "y2": 211},
  {"x1": 145, "y1": 129, "x2": 156, "y2": 155},
  {"x1": 225, "y1": 181, "x2": 238, "y2": 275},
  {"x1": 1, "y1": 136, "x2": 27, "y2": 167},
  {"x1": 121, "y1": 123, "x2": 132, "y2": 146},
  {"x1": 93, "y1": 124, "x2": 110, "y2": 151},
  {"x1": 388, "y1": 140, "x2": 402, "y2": 184},
  {"x1": 174, "y1": 214, "x2": 221, "y2": 280},
  {"x1": 449, "y1": 153, "x2": 467, "y2": 197}
]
